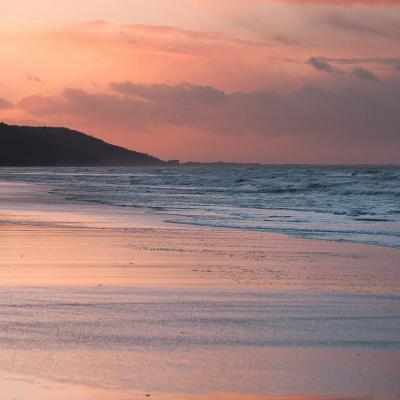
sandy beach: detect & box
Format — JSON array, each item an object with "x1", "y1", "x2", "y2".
[{"x1": 1, "y1": 180, "x2": 400, "y2": 399}]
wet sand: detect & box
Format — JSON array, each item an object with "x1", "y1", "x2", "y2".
[{"x1": 0, "y1": 181, "x2": 400, "y2": 399}]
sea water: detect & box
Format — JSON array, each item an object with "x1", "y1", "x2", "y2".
[{"x1": 0, "y1": 166, "x2": 399, "y2": 248}]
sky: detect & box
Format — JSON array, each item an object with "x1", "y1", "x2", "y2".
[{"x1": 0, "y1": 0, "x2": 399, "y2": 163}]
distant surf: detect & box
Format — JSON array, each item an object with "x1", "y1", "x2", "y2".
[{"x1": 0, "y1": 166, "x2": 399, "y2": 248}]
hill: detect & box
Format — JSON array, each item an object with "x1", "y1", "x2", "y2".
[{"x1": 0, "y1": 123, "x2": 164, "y2": 166}]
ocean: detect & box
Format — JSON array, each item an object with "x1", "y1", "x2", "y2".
[{"x1": 0, "y1": 166, "x2": 399, "y2": 248}]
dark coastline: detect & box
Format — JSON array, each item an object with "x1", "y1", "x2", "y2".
[{"x1": 1, "y1": 122, "x2": 399, "y2": 168}]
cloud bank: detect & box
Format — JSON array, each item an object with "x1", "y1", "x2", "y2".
[
  {"x1": 17, "y1": 80, "x2": 400, "y2": 147},
  {"x1": 245, "y1": 0, "x2": 400, "y2": 7}
]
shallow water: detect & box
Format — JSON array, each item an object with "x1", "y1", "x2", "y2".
[
  {"x1": 1, "y1": 287, "x2": 399, "y2": 350},
  {"x1": 0, "y1": 166, "x2": 399, "y2": 248}
]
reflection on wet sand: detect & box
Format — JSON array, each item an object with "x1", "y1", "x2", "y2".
[{"x1": 1, "y1": 283, "x2": 399, "y2": 399}]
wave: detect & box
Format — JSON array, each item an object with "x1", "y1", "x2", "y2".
[{"x1": 0, "y1": 166, "x2": 399, "y2": 248}]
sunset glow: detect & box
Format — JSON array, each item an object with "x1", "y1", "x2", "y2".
[{"x1": 0, "y1": 0, "x2": 399, "y2": 162}]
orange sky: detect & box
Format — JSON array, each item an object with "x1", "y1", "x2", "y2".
[{"x1": 0, "y1": 0, "x2": 399, "y2": 163}]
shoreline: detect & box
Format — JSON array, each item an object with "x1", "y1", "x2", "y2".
[
  {"x1": 0, "y1": 174, "x2": 400, "y2": 249},
  {"x1": 1, "y1": 178, "x2": 399, "y2": 252}
]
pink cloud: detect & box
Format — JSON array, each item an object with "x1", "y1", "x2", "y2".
[{"x1": 1, "y1": 19, "x2": 302, "y2": 98}]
